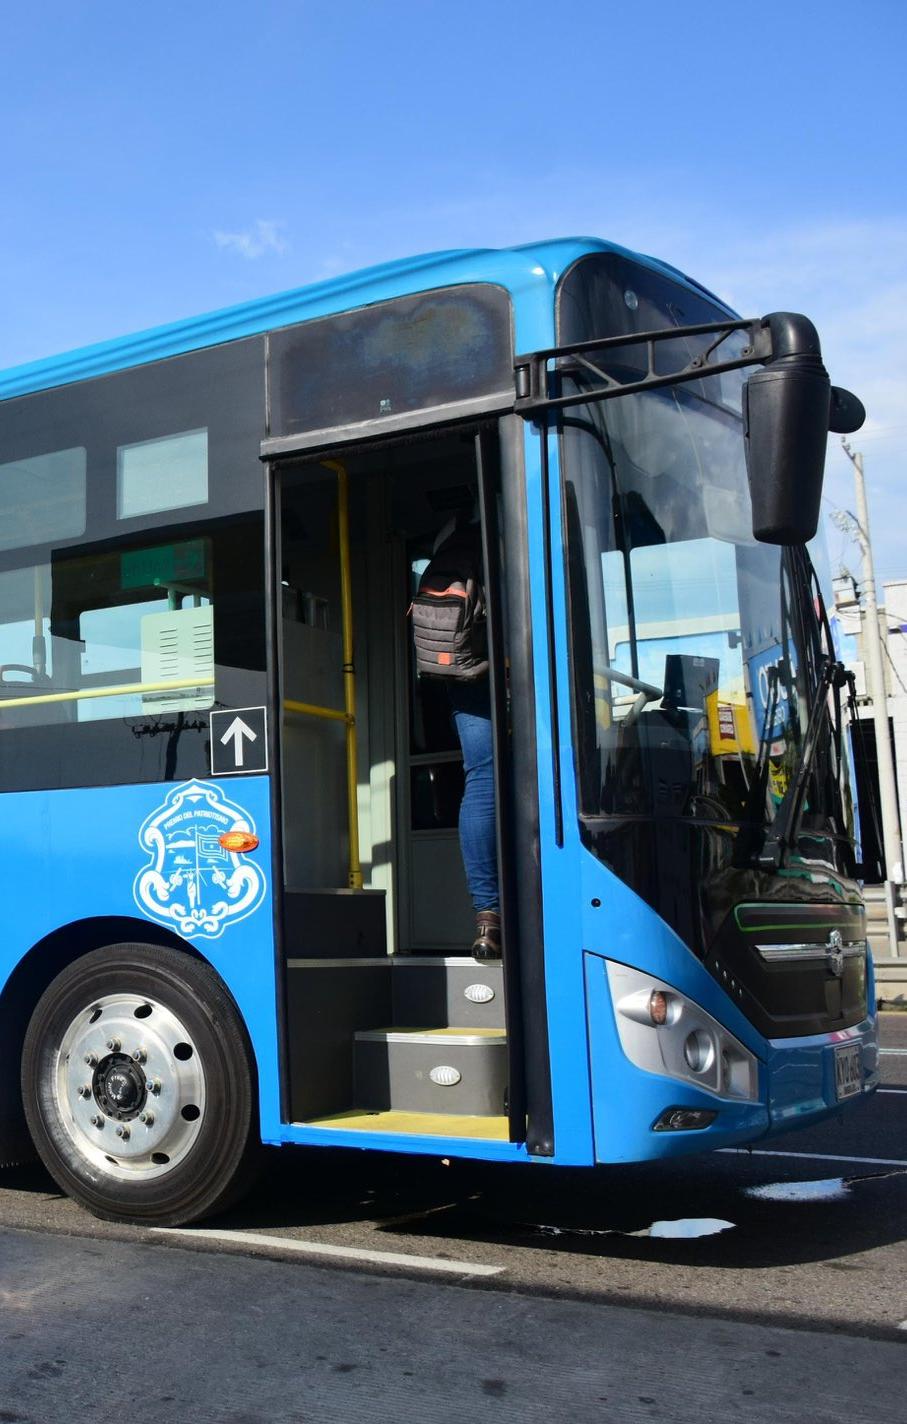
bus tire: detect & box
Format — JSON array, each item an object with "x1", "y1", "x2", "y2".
[{"x1": 21, "y1": 942, "x2": 260, "y2": 1227}]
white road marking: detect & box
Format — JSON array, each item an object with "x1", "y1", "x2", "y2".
[
  {"x1": 153, "y1": 1226, "x2": 504, "y2": 1277},
  {"x1": 879, "y1": 1088, "x2": 907, "y2": 1095},
  {"x1": 719, "y1": 1148, "x2": 907, "y2": 1168},
  {"x1": 879, "y1": 1048, "x2": 907, "y2": 1056}
]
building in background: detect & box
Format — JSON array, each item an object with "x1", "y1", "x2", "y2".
[{"x1": 834, "y1": 574, "x2": 907, "y2": 997}]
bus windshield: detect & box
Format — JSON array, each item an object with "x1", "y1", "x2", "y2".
[{"x1": 558, "y1": 255, "x2": 855, "y2": 847}]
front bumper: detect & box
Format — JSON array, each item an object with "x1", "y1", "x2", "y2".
[
  {"x1": 584, "y1": 953, "x2": 878, "y2": 1164},
  {"x1": 763, "y1": 1014, "x2": 879, "y2": 1135}
]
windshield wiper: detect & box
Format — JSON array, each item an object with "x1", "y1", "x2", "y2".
[{"x1": 757, "y1": 656, "x2": 851, "y2": 870}]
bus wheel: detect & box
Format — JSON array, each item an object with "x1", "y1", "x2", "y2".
[{"x1": 21, "y1": 943, "x2": 259, "y2": 1227}]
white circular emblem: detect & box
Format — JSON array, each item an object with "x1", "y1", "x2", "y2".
[
  {"x1": 133, "y1": 780, "x2": 266, "y2": 941},
  {"x1": 429, "y1": 1065, "x2": 462, "y2": 1087},
  {"x1": 464, "y1": 983, "x2": 495, "y2": 1004}
]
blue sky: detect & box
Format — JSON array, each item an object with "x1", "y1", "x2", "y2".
[{"x1": 1, "y1": 0, "x2": 904, "y2": 581}]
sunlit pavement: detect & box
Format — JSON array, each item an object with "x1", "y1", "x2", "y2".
[{"x1": 1, "y1": 1014, "x2": 905, "y2": 1422}]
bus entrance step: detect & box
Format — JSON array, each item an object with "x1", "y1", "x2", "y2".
[
  {"x1": 353, "y1": 1027, "x2": 507, "y2": 1116},
  {"x1": 392, "y1": 957, "x2": 504, "y2": 1029}
]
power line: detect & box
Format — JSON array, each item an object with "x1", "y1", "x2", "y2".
[{"x1": 883, "y1": 635, "x2": 907, "y2": 699}]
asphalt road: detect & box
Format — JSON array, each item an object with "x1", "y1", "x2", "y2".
[{"x1": 1, "y1": 1013, "x2": 905, "y2": 1422}]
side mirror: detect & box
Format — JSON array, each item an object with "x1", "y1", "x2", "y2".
[
  {"x1": 743, "y1": 313, "x2": 865, "y2": 545},
  {"x1": 829, "y1": 385, "x2": 866, "y2": 435}
]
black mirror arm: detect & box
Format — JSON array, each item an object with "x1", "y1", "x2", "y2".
[{"x1": 514, "y1": 312, "x2": 864, "y2": 434}]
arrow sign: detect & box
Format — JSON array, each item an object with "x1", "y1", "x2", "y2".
[
  {"x1": 210, "y1": 707, "x2": 268, "y2": 776},
  {"x1": 220, "y1": 716, "x2": 256, "y2": 768}
]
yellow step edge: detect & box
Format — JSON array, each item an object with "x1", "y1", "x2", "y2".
[
  {"x1": 302, "y1": 1108, "x2": 510, "y2": 1140},
  {"x1": 360, "y1": 1026, "x2": 507, "y2": 1038}
]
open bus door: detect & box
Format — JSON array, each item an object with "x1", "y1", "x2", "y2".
[{"x1": 265, "y1": 426, "x2": 534, "y2": 1146}]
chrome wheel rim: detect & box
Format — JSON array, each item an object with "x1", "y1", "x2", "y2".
[{"x1": 54, "y1": 991, "x2": 207, "y2": 1182}]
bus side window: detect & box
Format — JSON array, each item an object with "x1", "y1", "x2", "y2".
[{"x1": 0, "y1": 540, "x2": 216, "y2": 728}]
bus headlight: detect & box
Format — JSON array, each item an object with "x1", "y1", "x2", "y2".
[
  {"x1": 683, "y1": 1029, "x2": 714, "y2": 1075},
  {"x1": 607, "y1": 962, "x2": 759, "y2": 1102}
]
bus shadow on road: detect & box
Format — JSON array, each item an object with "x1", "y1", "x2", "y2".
[
  {"x1": 217, "y1": 1146, "x2": 907, "y2": 1275},
  {"x1": 6, "y1": 1135, "x2": 907, "y2": 1278}
]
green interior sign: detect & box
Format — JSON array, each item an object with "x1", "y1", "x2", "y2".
[{"x1": 121, "y1": 540, "x2": 207, "y2": 590}]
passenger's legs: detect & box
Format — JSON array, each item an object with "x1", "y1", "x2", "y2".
[{"x1": 447, "y1": 679, "x2": 500, "y2": 957}]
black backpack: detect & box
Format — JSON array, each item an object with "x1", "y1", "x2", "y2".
[{"x1": 410, "y1": 520, "x2": 488, "y2": 680}]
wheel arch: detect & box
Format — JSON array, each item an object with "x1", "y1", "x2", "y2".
[{"x1": 0, "y1": 916, "x2": 234, "y2": 1164}]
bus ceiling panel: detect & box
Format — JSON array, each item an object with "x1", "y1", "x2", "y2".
[{"x1": 266, "y1": 285, "x2": 514, "y2": 450}]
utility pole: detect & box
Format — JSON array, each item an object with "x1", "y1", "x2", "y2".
[{"x1": 840, "y1": 440, "x2": 904, "y2": 954}]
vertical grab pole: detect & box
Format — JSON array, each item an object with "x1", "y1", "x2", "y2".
[
  {"x1": 323, "y1": 459, "x2": 363, "y2": 890},
  {"x1": 32, "y1": 566, "x2": 47, "y2": 677}
]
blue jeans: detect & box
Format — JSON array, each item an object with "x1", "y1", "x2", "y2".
[{"x1": 447, "y1": 679, "x2": 499, "y2": 912}]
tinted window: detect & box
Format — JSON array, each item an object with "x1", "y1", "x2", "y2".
[
  {"x1": 0, "y1": 338, "x2": 267, "y2": 790},
  {"x1": 0, "y1": 514, "x2": 265, "y2": 790},
  {"x1": 117, "y1": 428, "x2": 209, "y2": 518},
  {"x1": 0, "y1": 337, "x2": 265, "y2": 553},
  {"x1": 270, "y1": 284, "x2": 513, "y2": 437},
  {"x1": 0, "y1": 538, "x2": 216, "y2": 729},
  {"x1": 0, "y1": 446, "x2": 86, "y2": 550}
]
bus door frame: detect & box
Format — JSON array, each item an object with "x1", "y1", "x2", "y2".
[{"x1": 261, "y1": 414, "x2": 552, "y2": 1151}]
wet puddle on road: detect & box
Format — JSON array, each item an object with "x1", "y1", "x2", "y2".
[
  {"x1": 531, "y1": 1217, "x2": 736, "y2": 1241},
  {"x1": 745, "y1": 1178, "x2": 850, "y2": 1203},
  {"x1": 646, "y1": 1218, "x2": 735, "y2": 1238}
]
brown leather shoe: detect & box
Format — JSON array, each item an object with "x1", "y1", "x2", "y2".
[{"x1": 472, "y1": 910, "x2": 501, "y2": 960}]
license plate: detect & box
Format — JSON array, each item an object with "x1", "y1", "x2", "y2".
[{"x1": 834, "y1": 1042, "x2": 862, "y2": 1100}]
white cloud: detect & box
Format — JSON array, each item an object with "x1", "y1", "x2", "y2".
[{"x1": 213, "y1": 219, "x2": 289, "y2": 260}]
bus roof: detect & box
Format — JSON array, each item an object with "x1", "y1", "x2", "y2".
[{"x1": 0, "y1": 236, "x2": 725, "y2": 402}]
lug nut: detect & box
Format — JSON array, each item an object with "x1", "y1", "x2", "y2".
[
  {"x1": 132, "y1": 1048, "x2": 147, "y2": 1064},
  {"x1": 115, "y1": 1125, "x2": 130, "y2": 1140},
  {"x1": 146, "y1": 1079, "x2": 161, "y2": 1096},
  {"x1": 106, "y1": 1037, "x2": 121, "y2": 1053},
  {"x1": 139, "y1": 1111, "x2": 154, "y2": 1126},
  {"x1": 84, "y1": 1053, "x2": 98, "y2": 1067},
  {"x1": 89, "y1": 1114, "x2": 104, "y2": 1129},
  {"x1": 77, "y1": 1085, "x2": 91, "y2": 1099}
]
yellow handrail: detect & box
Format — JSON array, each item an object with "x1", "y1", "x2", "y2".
[
  {"x1": 284, "y1": 697, "x2": 350, "y2": 725},
  {"x1": 0, "y1": 676, "x2": 215, "y2": 711},
  {"x1": 320, "y1": 459, "x2": 362, "y2": 890}
]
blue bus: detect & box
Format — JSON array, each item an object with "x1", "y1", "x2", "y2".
[{"x1": 0, "y1": 238, "x2": 877, "y2": 1225}]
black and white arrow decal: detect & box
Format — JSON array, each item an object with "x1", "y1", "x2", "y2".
[{"x1": 220, "y1": 716, "x2": 257, "y2": 768}]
